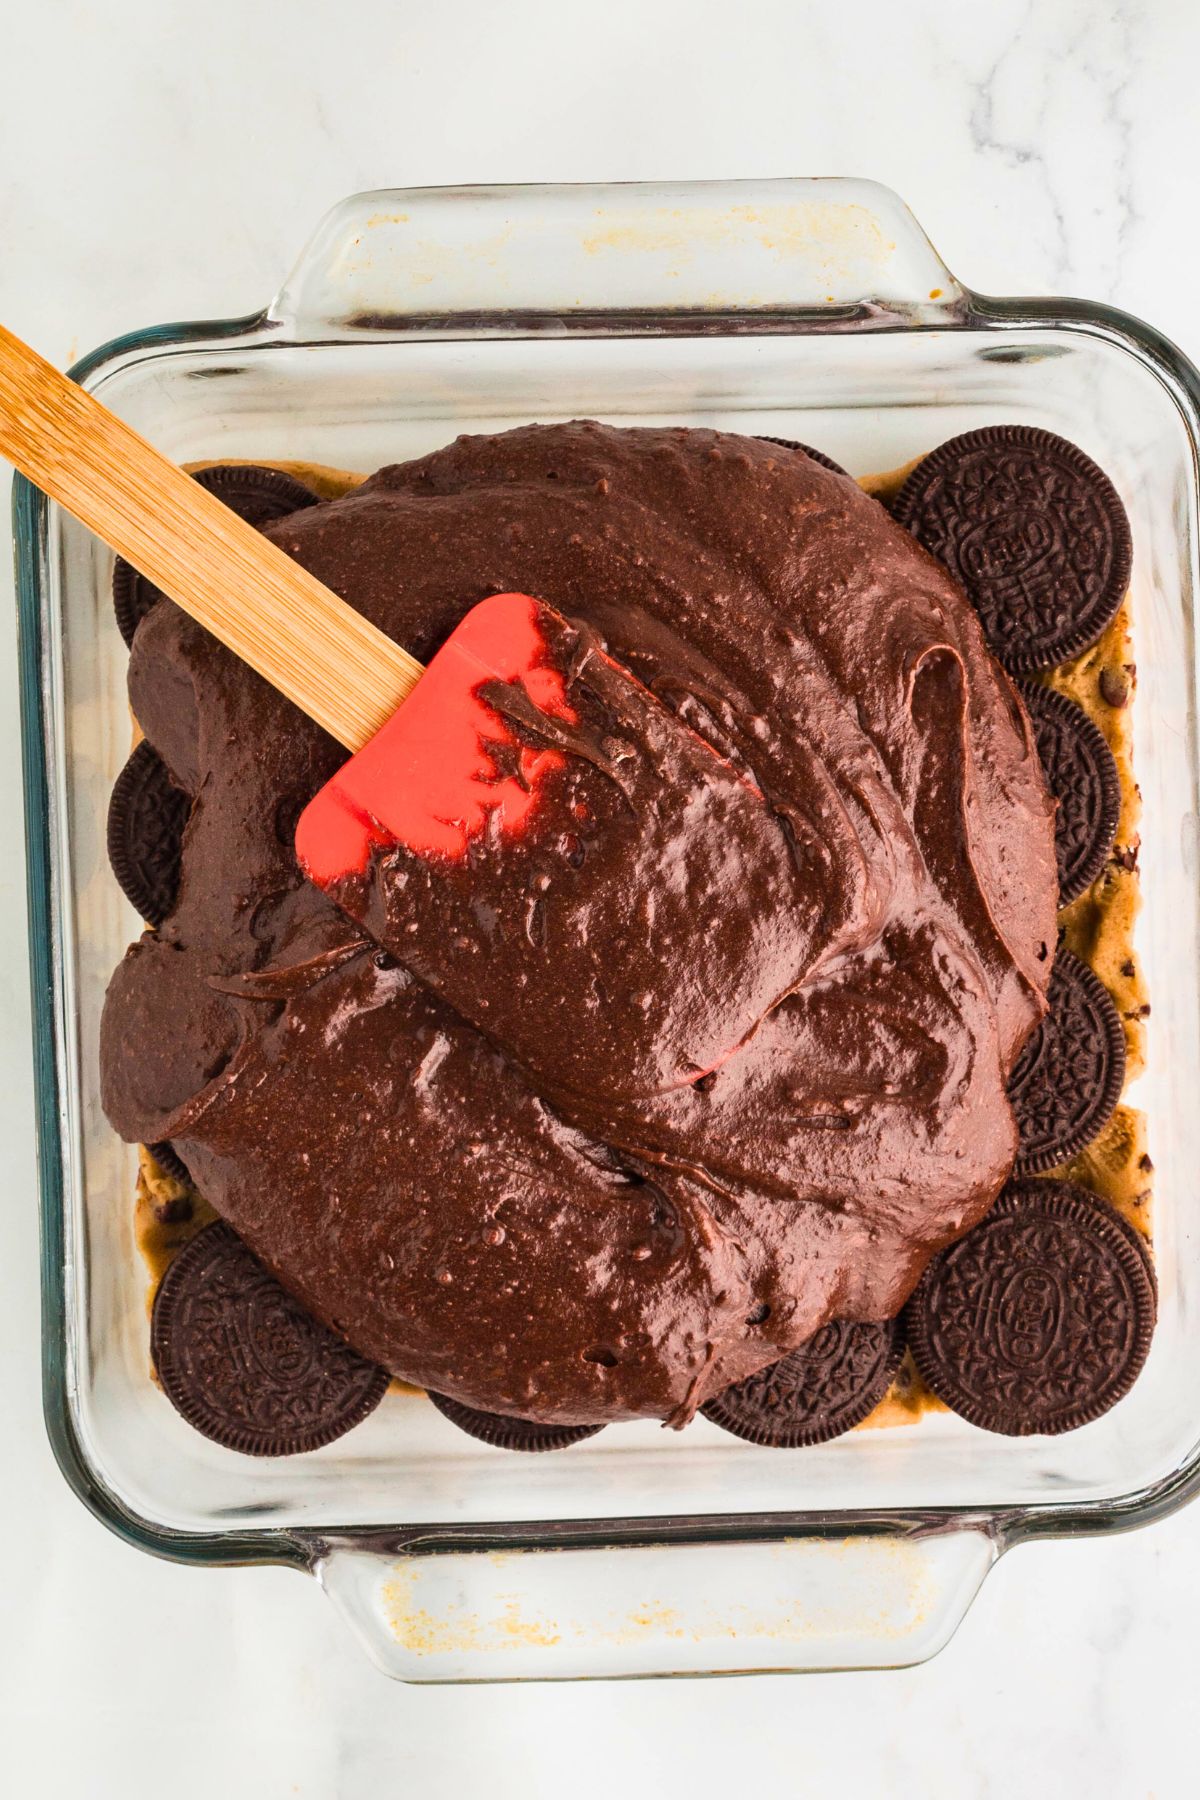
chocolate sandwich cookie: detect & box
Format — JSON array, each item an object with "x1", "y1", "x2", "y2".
[
  {"x1": 892, "y1": 426, "x2": 1132, "y2": 675},
  {"x1": 904, "y1": 1180, "x2": 1155, "y2": 1436},
  {"x1": 756, "y1": 435, "x2": 848, "y2": 476},
  {"x1": 112, "y1": 463, "x2": 321, "y2": 646},
  {"x1": 151, "y1": 1221, "x2": 389, "y2": 1455},
  {"x1": 1008, "y1": 948, "x2": 1125, "y2": 1175},
  {"x1": 427, "y1": 1390, "x2": 604, "y2": 1453},
  {"x1": 107, "y1": 740, "x2": 191, "y2": 926},
  {"x1": 1017, "y1": 680, "x2": 1121, "y2": 904},
  {"x1": 147, "y1": 1140, "x2": 191, "y2": 1185},
  {"x1": 700, "y1": 1317, "x2": 906, "y2": 1447}
]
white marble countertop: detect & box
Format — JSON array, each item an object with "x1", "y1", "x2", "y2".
[{"x1": 2, "y1": 0, "x2": 1196, "y2": 1793}]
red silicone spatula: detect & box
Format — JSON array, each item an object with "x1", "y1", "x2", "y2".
[{"x1": 0, "y1": 325, "x2": 813, "y2": 1107}]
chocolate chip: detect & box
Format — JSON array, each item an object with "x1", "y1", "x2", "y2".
[
  {"x1": 1099, "y1": 668, "x2": 1130, "y2": 708},
  {"x1": 152, "y1": 1194, "x2": 194, "y2": 1226},
  {"x1": 893, "y1": 427, "x2": 1132, "y2": 675}
]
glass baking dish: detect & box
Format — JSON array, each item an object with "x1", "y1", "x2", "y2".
[{"x1": 15, "y1": 178, "x2": 1200, "y2": 1681}]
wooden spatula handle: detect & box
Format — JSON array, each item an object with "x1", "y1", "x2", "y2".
[{"x1": 0, "y1": 323, "x2": 424, "y2": 752}]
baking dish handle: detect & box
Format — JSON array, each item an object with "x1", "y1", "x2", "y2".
[
  {"x1": 269, "y1": 178, "x2": 964, "y2": 334},
  {"x1": 315, "y1": 1524, "x2": 997, "y2": 1682}
]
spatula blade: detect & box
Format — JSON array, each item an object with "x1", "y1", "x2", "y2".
[{"x1": 296, "y1": 591, "x2": 813, "y2": 1112}]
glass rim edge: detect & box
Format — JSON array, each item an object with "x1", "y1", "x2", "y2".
[{"x1": 20, "y1": 283, "x2": 1200, "y2": 1570}]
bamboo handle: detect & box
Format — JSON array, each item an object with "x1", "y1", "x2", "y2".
[{"x1": 0, "y1": 324, "x2": 424, "y2": 752}]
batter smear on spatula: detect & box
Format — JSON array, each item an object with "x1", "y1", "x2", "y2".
[{"x1": 298, "y1": 590, "x2": 825, "y2": 1113}]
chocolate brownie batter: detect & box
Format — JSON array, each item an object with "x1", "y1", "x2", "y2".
[{"x1": 101, "y1": 424, "x2": 1058, "y2": 1426}]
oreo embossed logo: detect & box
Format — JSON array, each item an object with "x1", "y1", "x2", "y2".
[{"x1": 904, "y1": 1180, "x2": 1155, "y2": 1436}]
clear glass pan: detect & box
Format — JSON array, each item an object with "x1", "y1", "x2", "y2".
[{"x1": 15, "y1": 179, "x2": 1200, "y2": 1679}]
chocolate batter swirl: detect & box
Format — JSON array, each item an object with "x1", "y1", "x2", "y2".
[{"x1": 100, "y1": 424, "x2": 1058, "y2": 1426}]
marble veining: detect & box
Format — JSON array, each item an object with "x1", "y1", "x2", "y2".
[{"x1": 2, "y1": 0, "x2": 1198, "y2": 1794}]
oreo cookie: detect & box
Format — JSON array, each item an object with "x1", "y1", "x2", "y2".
[
  {"x1": 700, "y1": 1317, "x2": 905, "y2": 1447},
  {"x1": 1018, "y1": 680, "x2": 1120, "y2": 904},
  {"x1": 904, "y1": 1180, "x2": 1155, "y2": 1436},
  {"x1": 151, "y1": 1220, "x2": 389, "y2": 1455},
  {"x1": 892, "y1": 426, "x2": 1132, "y2": 675},
  {"x1": 756, "y1": 435, "x2": 848, "y2": 477},
  {"x1": 113, "y1": 463, "x2": 320, "y2": 647},
  {"x1": 147, "y1": 1140, "x2": 191, "y2": 1185},
  {"x1": 427, "y1": 1389, "x2": 603, "y2": 1453},
  {"x1": 107, "y1": 741, "x2": 191, "y2": 926},
  {"x1": 1009, "y1": 948, "x2": 1125, "y2": 1175}
]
